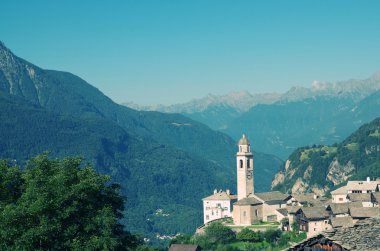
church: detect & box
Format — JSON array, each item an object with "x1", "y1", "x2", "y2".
[{"x1": 202, "y1": 134, "x2": 291, "y2": 225}]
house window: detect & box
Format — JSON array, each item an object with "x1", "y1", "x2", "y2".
[
  {"x1": 255, "y1": 209, "x2": 258, "y2": 217},
  {"x1": 212, "y1": 211, "x2": 214, "y2": 216},
  {"x1": 247, "y1": 159, "x2": 250, "y2": 168},
  {"x1": 240, "y1": 160, "x2": 243, "y2": 168},
  {"x1": 314, "y1": 228, "x2": 316, "y2": 231},
  {"x1": 206, "y1": 215, "x2": 209, "y2": 220},
  {"x1": 217, "y1": 203, "x2": 221, "y2": 207},
  {"x1": 339, "y1": 198, "x2": 343, "y2": 201}
]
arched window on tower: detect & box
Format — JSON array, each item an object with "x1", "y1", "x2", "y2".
[
  {"x1": 247, "y1": 159, "x2": 250, "y2": 169},
  {"x1": 240, "y1": 159, "x2": 243, "y2": 168}
]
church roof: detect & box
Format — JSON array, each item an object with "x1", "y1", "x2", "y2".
[
  {"x1": 234, "y1": 197, "x2": 262, "y2": 206},
  {"x1": 202, "y1": 191, "x2": 237, "y2": 201},
  {"x1": 238, "y1": 134, "x2": 249, "y2": 145},
  {"x1": 253, "y1": 191, "x2": 291, "y2": 203},
  {"x1": 276, "y1": 208, "x2": 288, "y2": 216}
]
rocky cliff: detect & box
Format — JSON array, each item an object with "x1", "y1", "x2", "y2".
[{"x1": 272, "y1": 117, "x2": 380, "y2": 195}]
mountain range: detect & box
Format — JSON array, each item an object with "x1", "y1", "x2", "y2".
[
  {"x1": 0, "y1": 41, "x2": 282, "y2": 242},
  {"x1": 124, "y1": 72, "x2": 380, "y2": 159}
]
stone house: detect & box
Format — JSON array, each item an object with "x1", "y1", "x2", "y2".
[
  {"x1": 349, "y1": 207, "x2": 380, "y2": 221},
  {"x1": 288, "y1": 217, "x2": 380, "y2": 251},
  {"x1": 331, "y1": 186, "x2": 348, "y2": 203},
  {"x1": 202, "y1": 189, "x2": 237, "y2": 224},
  {"x1": 329, "y1": 216, "x2": 354, "y2": 228},
  {"x1": 347, "y1": 193, "x2": 373, "y2": 207},
  {"x1": 294, "y1": 207, "x2": 332, "y2": 237},
  {"x1": 291, "y1": 193, "x2": 327, "y2": 207},
  {"x1": 326, "y1": 202, "x2": 362, "y2": 218},
  {"x1": 331, "y1": 178, "x2": 380, "y2": 204}
]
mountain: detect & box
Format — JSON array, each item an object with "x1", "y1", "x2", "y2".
[
  {"x1": 224, "y1": 87, "x2": 380, "y2": 159},
  {"x1": 272, "y1": 117, "x2": 380, "y2": 195},
  {"x1": 123, "y1": 72, "x2": 380, "y2": 159},
  {"x1": 123, "y1": 91, "x2": 281, "y2": 130},
  {"x1": 0, "y1": 41, "x2": 282, "y2": 241}
]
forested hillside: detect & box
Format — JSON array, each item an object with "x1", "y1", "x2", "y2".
[
  {"x1": 0, "y1": 41, "x2": 282, "y2": 241},
  {"x1": 272, "y1": 117, "x2": 380, "y2": 195}
]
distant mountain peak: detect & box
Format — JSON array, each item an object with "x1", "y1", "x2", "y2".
[{"x1": 370, "y1": 70, "x2": 380, "y2": 81}]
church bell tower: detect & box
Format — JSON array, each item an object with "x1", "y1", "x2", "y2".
[{"x1": 236, "y1": 134, "x2": 254, "y2": 200}]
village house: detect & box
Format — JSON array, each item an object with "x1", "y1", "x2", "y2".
[
  {"x1": 288, "y1": 217, "x2": 380, "y2": 251},
  {"x1": 349, "y1": 207, "x2": 380, "y2": 221},
  {"x1": 326, "y1": 202, "x2": 362, "y2": 218},
  {"x1": 290, "y1": 193, "x2": 327, "y2": 207},
  {"x1": 331, "y1": 178, "x2": 380, "y2": 203},
  {"x1": 202, "y1": 189, "x2": 237, "y2": 224},
  {"x1": 294, "y1": 207, "x2": 332, "y2": 237},
  {"x1": 347, "y1": 193, "x2": 373, "y2": 207}
]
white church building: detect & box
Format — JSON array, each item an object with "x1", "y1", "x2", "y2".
[{"x1": 202, "y1": 134, "x2": 291, "y2": 225}]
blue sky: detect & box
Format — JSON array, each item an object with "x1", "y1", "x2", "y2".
[{"x1": 1, "y1": 1, "x2": 380, "y2": 105}]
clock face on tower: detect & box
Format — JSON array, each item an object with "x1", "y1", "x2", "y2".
[{"x1": 246, "y1": 170, "x2": 253, "y2": 180}]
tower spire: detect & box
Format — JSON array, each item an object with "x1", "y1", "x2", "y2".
[{"x1": 237, "y1": 134, "x2": 254, "y2": 200}]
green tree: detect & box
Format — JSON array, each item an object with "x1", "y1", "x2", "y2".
[
  {"x1": 263, "y1": 229, "x2": 282, "y2": 244},
  {"x1": 236, "y1": 228, "x2": 262, "y2": 242},
  {"x1": 204, "y1": 222, "x2": 236, "y2": 244},
  {"x1": 291, "y1": 220, "x2": 300, "y2": 232},
  {"x1": 0, "y1": 154, "x2": 140, "y2": 251}
]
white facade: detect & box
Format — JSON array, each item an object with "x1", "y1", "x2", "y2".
[
  {"x1": 236, "y1": 134, "x2": 254, "y2": 200},
  {"x1": 202, "y1": 190, "x2": 237, "y2": 224},
  {"x1": 332, "y1": 193, "x2": 348, "y2": 203}
]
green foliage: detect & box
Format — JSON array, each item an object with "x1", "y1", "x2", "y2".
[
  {"x1": 263, "y1": 229, "x2": 282, "y2": 243},
  {"x1": 291, "y1": 221, "x2": 300, "y2": 232},
  {"x1": 204, "y1": 222, "x2": 236, "y2": 244},
  {"x1": 236, "y1": 228, "x2": 263, "y2": 242},
  {"x1": 169, "y1": 234, "x2": 193, "y2": 245},
  {"x1": 0, "y1": 154, "x2": 141, "y2": 250},
  {"x1": 274, "y1": 117, "x2": 380, "y2": 193}
]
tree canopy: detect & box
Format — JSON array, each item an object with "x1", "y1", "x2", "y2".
[{"x1": 0, "y1": 154, "x2": 140, "y2": 250}]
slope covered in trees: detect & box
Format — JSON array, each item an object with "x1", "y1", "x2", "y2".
[
  {"x1": 272, "y1": 117, "x2": 380, "y2": 195},
  {"x1": 0, "y1": 42, "x2": 282, "y2": 241}
]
